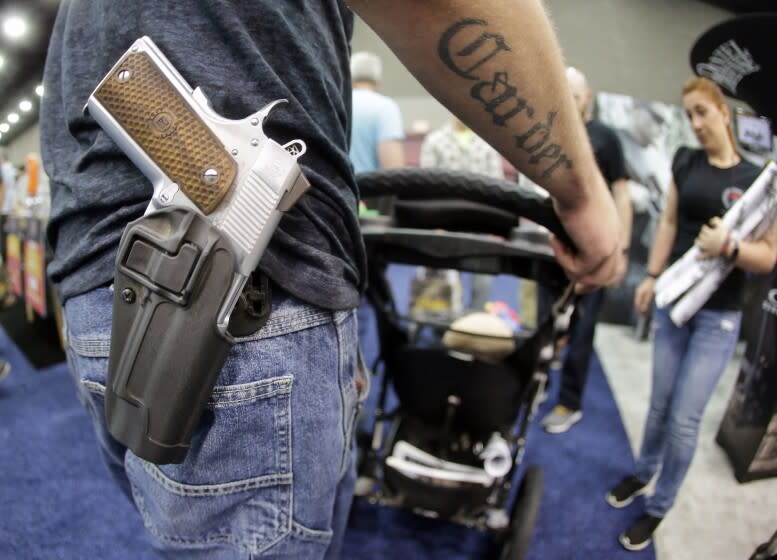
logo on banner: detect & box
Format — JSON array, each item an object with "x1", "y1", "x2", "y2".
[
  {"x1": 763, "y1": 289, "x2": 777, "y2": 317},
  {"x1": 696, "y1": 39, "x2": 760, "y2": 94},
  {"x1": 721, "y1": 186, "x2": 743, "y2": 209}
]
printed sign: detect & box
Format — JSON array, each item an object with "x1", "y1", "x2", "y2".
[
  {"x1": 5, "y1": 215, "x2": 23, "y2": 297},
  {"x1": 23, "y1": 218, "x2": 47, "y2": 317},
  {"x1": 717, "y1": 270, "x2": 777, "y2": 482}
]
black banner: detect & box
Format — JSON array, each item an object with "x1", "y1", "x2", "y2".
[{"x1": 717, "y1": 268, "x2": 777, "y2": 482}]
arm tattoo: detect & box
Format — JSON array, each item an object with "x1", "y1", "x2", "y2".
[{"x1": 438, "y1": 18, "x2": 573, "y2": 179}]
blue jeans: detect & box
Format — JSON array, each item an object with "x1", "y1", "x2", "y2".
[
  {"x1": 64, "y1": 286, "x2": 367, "y2": 559},
  {"x1": 635, "y1": 305, "x2": 741, "y2": 517}
]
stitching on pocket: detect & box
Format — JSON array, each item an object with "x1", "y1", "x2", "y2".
[
  {"x1": 234, "y1": 307, "x2": 334, "y2": 342},
  {"x1": 135, "y1": 457, "x2": 293, "y2": 497},
  {"x1": 69, "y1": 336, "x2": 111, "y2": 358},
  {"x1": 208, "y1": 375, "x2": 293, "y2": 408},
  {"x1": 290, "y1": 520, "x2": 334, "y2": 544}
]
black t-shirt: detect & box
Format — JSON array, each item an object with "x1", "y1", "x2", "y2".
[
  {"x1": 586, "y1": 119, "x2": 628, "y2": 187},
  {"x1": 40, "y1": 1, "x2": 364, "y2": 310},
  {"x1": 670, "y1": 147, "x2": 761, "y2": 310}
]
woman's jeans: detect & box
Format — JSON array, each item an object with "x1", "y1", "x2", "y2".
[
  {"x1": 635, "y1": 304, "x2": 741, "y2": 518},
  {"x1": 64, "y1": 286, "x2": 368, "y2": 559}
]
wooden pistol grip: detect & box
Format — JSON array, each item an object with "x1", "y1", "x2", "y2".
[{"x1": 93, "y1": 51, "x2": 236, "y2": 215}]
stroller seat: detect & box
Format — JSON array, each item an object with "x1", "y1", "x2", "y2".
[
  {"x1": 356, "y1": 168, "x2": 575, "y2": 558},
  {"x1": 388, "y1": 345, "x2": 527, "y2": 436}
]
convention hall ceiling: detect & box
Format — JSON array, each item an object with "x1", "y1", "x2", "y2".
[{"x1": 0, "y1": 0, "x2": 773, "y2": 146}]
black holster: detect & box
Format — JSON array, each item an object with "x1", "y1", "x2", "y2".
[{"x1": 106, "y1": 207, "x2": 270, "y2": 464}]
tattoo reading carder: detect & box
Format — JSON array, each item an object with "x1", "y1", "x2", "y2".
[{"x1": 438, "y1": 18, "x2": 573, "y2": 179}]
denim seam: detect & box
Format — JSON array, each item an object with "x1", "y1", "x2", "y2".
[
  {"x1": 139, "y1": 461, "x2": 293, "y2": 497},
  {"x1": 68, "y1": 336, "x2": 111, "y2": 358},
  {"x1": 68, "y1": 309, "x2": 339, "y2": 356},
  {"x1": 209, "y1": 376, "x2": 293, "y2": 407},
  {"x1": 210, "y1": 391, "x2": 289, "y2": 408},
  {"x1": 290, "y1": 520, "x2": 333, "y2": 544},
  {"x1": 81, "y1": 380, "x2": 105, "y2": 394},
  {"x1": 79, "y1": 374, "x2": 295, "y2": 408},
  {"x1": 276, "y1": 369, "x2": 292, "y2": 478},
  {"x1": 333, "y1": 309, "x2": 351, "y2": 326},
  {"x1": 335, "y1": 312, "x2": 359, "y2": 479},
  {"x1": 235, "y1": 308, "x2": 335, "y2": 342}
]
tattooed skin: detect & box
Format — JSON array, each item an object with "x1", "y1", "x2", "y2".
[{"x1": 438, "y1": 18, "x2": 573, "y2": 179}]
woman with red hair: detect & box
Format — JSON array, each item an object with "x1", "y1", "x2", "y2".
[{"x1": 606, "y1": 76, "x2": 777, "y2": 551}]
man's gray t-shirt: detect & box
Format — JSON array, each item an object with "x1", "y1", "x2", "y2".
[{"x1": 40, "y1": 0, "x2": 365, "y2": 310}]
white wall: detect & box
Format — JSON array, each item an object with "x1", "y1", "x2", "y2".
[
  {"x1": 5, "y1": 124, "x2": 41, "y2": 166},
  {"x1": 6, "y1": 1, "x2": 736, "y2": 158}
]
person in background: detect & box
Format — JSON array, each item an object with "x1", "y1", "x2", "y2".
[
  {"x1": 419, "y1": 115, "x2": 505, "y2": 180},
  {"x1": 541, "y1": 66, "x2": 632, "y2": 433},
  {"x1": 40, "y1": 1, "x2": 624, "y2": 558},
  {"x1": 606, "y1": 76, "x2": 777, "y2": 552},
  {"x1": 419, "y1": 115, "x2": 506, "y2": 311},
  {"x1": 0, "y1": 151, "x2": 17, "y2": 310},
  {"x1": 349, "y1": 50, "x2": 405, "y2": 215},
  {"x1": 616, "y1": 99, "x2": 671, "y2": 291}
]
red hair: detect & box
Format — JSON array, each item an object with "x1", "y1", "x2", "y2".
[{"x1": 682, "y1": 76, "x2": 737, "y2": 150}]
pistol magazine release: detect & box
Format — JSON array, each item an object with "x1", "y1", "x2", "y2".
[{"x1": 87, "y1": 36, "x2": 310, "y2": 463}]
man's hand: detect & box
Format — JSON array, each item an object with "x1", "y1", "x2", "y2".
[
  {"x1": 695, "y1": 216, "x2": 729, "y2": 259},
  {"x1": 549, "y1": 174, "x2": 622, "y2": 292}
]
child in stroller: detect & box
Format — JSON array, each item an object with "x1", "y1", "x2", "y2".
[{"x1": 354, "y1": 167, "x2": 576, "y2": 560}]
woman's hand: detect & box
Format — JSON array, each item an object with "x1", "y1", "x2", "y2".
[
  {"x1": 696, "y1": 216, "x2": 730, "y2": 259},
  {"x1": 634, "y1": 277, "x2": 655, "y2": 316}
]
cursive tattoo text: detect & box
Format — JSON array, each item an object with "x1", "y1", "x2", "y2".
[{"x1": 438, "y1": 19, "x2": 573, "y2": 179}]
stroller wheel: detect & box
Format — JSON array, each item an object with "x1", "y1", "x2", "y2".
[{"x1": 498, "y1": 465, "x2": 544, "y2": 560}]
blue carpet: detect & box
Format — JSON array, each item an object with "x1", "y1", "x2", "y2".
[{"x1": 0, "y1": 267, "x2": 653, "y2": 559}]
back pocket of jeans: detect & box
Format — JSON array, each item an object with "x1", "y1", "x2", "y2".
[{"x1": 125, "y1": 375, "x2": 294, "y2": 554}]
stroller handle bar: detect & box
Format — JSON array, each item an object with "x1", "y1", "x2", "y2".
[{"x1": 356, "y1": 168, "x2": 575, "y2": 251}]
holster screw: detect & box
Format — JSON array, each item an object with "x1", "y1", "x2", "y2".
[{"x1": 121, "y1": 288, "x2": 136, "y2": 304}]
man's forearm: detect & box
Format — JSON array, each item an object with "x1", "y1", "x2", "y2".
[{"x1": 348, "y1": 0, "x2": 602, "y2": 208}]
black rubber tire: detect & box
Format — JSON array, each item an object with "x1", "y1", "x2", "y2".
[
  {"x1": 356, "y1": 168, "x2": 572, "y2": 248},
  {"x1": 499, "y1": 465, "x2": 544, "y2": 560}
]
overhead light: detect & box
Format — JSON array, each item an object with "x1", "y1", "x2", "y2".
[
  {"x1": 19, "y1": 100, "x2": 32, "y2": 112},
  {"x1": 7, "y1": 113, "x2": 19, "y2": 124},
  {"x1": 3, "y1": 16, "x2": 28, "y2": 40},
  {"x1": 35, "y1": 84, "x2": 44, "y2": 97},
  {"x1": 0, "y1": 55, "x2": 4, "y2": 69},
  {"x1": 0, "y1": 124, "x2": 9, "y2": 133}
]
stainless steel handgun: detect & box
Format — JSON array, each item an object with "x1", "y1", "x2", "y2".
[{"x1": 86, "y1": 36, "x2": 310, "y2": 464}]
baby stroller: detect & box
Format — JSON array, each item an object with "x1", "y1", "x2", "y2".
[{"x1": 355, "y1": 168, "x2": 576, "y2": 559}]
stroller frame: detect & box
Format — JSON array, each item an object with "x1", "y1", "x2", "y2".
[{"x1": 355, "y1": 168, "x2": 576, "y2": 559}]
